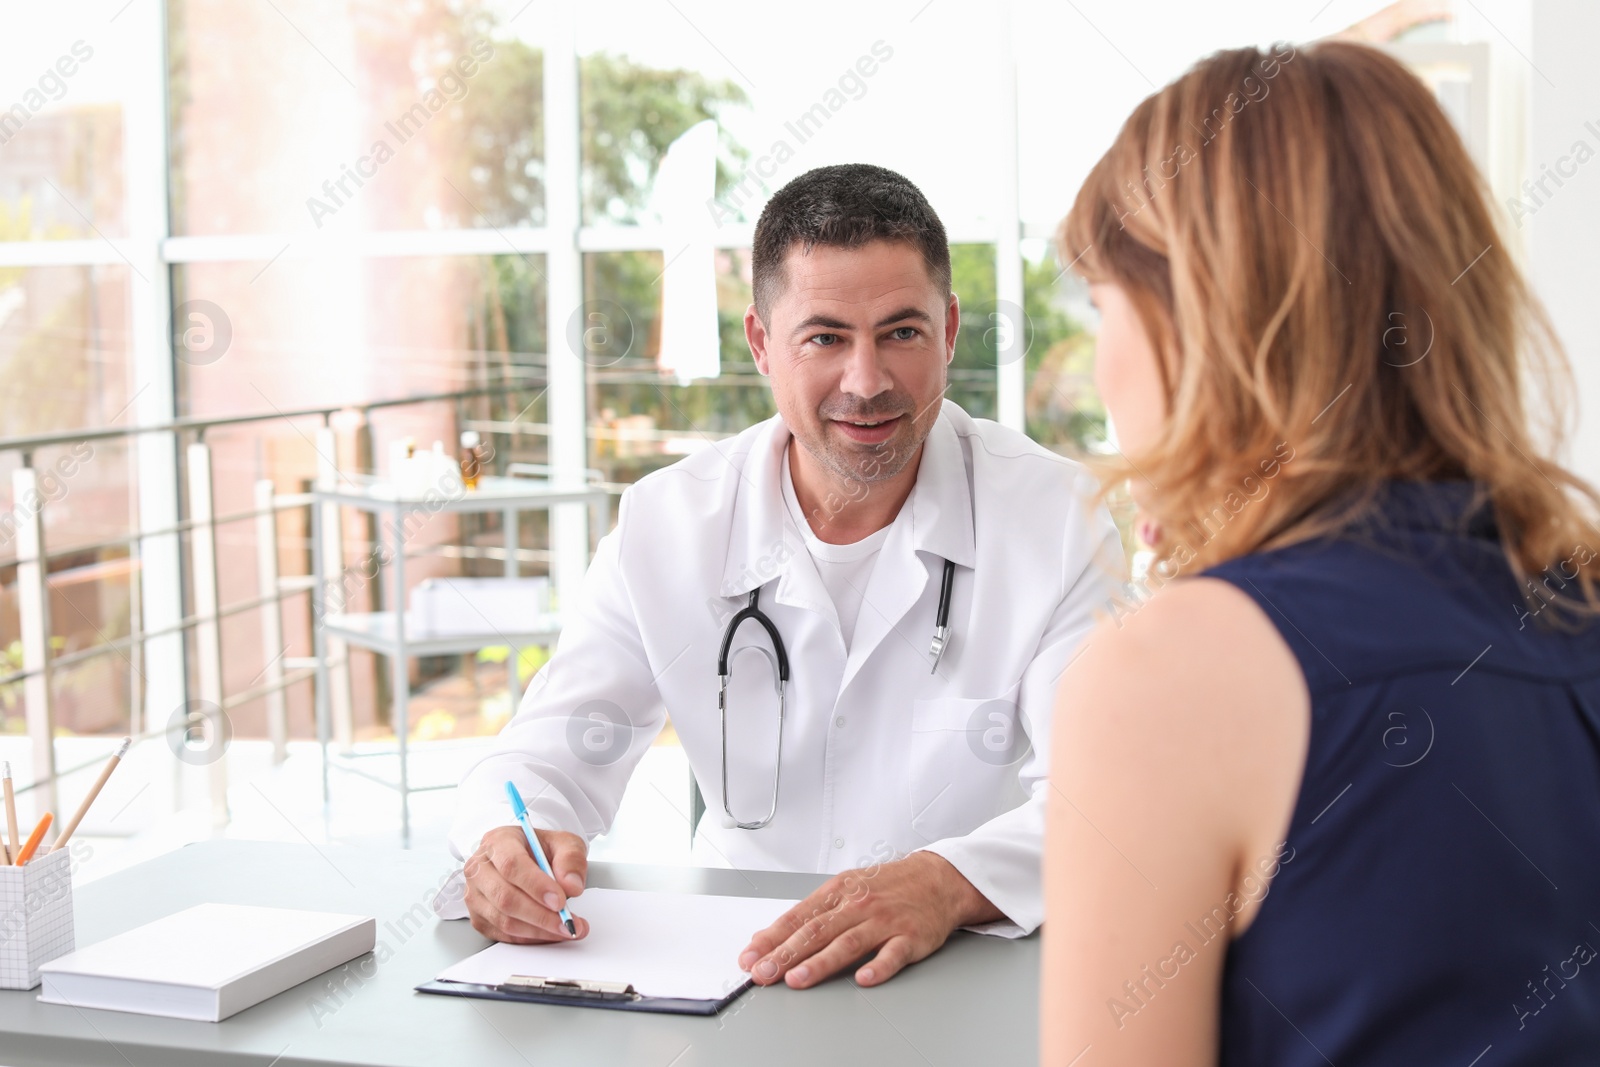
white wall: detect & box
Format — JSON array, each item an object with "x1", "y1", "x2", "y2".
[{"x1": 1529, "y1": 0, "x2": 1600, "y2": 489}]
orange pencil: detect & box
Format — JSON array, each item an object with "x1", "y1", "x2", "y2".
[{"x1": 14, "y1": 812, "x2": 52, "y2": 865}]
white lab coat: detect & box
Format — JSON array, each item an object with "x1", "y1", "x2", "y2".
[{"x1": 436, "y1": 402, "x2": 1124, "y2": 935}]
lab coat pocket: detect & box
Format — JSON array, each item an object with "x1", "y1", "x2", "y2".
[{"x1": 908, "y1": 695, "x2": 1030, "y2": 842}]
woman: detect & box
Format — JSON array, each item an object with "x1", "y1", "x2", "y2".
[{"x1": 1043, "y1": 41, "x2": 1600, "y2": 1066}]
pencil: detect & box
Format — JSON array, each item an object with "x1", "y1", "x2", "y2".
[
  {"x1": 15, "y1": 812, "x2": 52, "y2": 865},
  {"x1": 2, "y1": 762, "x2": 19, "y2": 866},
  {"x1": 51, "y1": 737, "x2": 130, "y2": 853}
]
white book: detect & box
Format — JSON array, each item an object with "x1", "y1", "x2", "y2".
[{"x1": 37, "y1": 903, "x2": 376, "y2": 1021}]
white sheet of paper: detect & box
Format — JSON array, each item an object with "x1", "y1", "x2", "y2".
[{"x1": 436, "y1": 888, "x2": 800, "y2": 1001}]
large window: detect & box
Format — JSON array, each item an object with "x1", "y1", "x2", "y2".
[
  {"x1": 168, "y1": 0, "x2": 545, "y2": 235},
  {"x1": 2, "y1": 7, "x2": 148, "y2": 747},
  {"x1": 0, "y1": 0, "x2": 1530, "y2": 782}
]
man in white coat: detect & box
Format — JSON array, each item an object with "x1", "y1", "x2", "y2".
[{"x1": 439, "y1": 163, "x2": 1123, "y2": 990}]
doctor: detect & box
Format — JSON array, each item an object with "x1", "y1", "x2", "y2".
[{"x1": 439, "y1": 163, "x2": 1123, "y2": 989}]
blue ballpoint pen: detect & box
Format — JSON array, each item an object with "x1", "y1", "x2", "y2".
[{"x1": 504, "y1": 781, "x2": 577, "y2": 936}]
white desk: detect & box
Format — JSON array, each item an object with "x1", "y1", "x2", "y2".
[{"x1": 0, "y1": 840, "x2": 1040, "y2": 1066}]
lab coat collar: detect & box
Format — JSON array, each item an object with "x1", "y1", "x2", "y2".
[
  {"x1": 717, "y1": 403, "x2": 977, "y2": 601},
  {"x1": 904, "y1": 403, "x2": 977, "y2": 573},
  {"x1": 719, "y1": 417, "x2": 807, "y2": 600}
]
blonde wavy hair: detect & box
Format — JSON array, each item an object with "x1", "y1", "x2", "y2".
[{"x1": 1060, "y1": 40, "x2": 1600, "y2": 615}]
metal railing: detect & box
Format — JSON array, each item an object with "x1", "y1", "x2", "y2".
[{"x1": 0, "y1": 381, "x2": 553, "y2": 817}]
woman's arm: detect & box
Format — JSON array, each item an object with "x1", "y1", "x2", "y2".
[{"x1": 1041, "y1": 577, "x2": 1310, "y2": 1066}]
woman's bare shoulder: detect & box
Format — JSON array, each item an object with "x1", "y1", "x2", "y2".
[{"x1": 1055, "y1": 575, "x2": 1311, "y2": 861}]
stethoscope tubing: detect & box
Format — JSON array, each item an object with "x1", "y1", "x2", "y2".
[{"x1": 717, "y1": 558, "x2": 957, "y2": 828}]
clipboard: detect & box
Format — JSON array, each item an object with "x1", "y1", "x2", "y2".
[
  {"x1": 420, "y1": 887, "x2": 797, "y2": 1015},
  {"x1": 414, "y1": 972, "x2": 753, "y2": 1016}
]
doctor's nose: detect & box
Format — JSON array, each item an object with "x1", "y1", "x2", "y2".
[{"x1": 837, "y1": 338, "x2": 894, "y2": 401}]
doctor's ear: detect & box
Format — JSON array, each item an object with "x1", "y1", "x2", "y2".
[
  {"x1": 744, "y1": 303, "x2": 773, "y2": 376},
  {"x1": 945, "y1": 291, "x2": 960, "y2": 364}
]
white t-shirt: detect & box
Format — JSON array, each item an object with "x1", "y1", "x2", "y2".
[{"x1": 780, "y1": 448, "x2": 895, "y2": 650}]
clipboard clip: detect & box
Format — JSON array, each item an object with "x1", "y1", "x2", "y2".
[{"x1": 498, "y1": 975, "x2": 641, "y2": 1001}]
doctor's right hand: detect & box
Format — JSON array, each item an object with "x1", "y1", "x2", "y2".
[{"x1": 463, "y1": 825, "x2": 592, "y2": 944}]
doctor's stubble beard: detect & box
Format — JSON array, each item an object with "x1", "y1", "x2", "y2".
[{"x1": 803, "y1": 388, "x2": 941, "y2": 488}]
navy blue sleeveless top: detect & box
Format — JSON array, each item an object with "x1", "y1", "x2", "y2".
[{"x1": 1205, "y1": 481, "x2": 1600, "y2": 1066}]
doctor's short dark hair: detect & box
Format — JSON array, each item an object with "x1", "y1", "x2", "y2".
[{"x1": 750, "y1": 163, "x2": 951, "y2": 321}]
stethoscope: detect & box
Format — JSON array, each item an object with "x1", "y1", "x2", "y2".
[{"x1": 716, "y1": 557, "x2": 958, "y2": 830}]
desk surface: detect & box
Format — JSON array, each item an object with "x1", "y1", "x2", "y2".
[{"x1": 0, "y1": 840, "x2": 1038, "y2": 1067}]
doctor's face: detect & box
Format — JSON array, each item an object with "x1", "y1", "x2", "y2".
[{"x1": 745, "y1": 239, "x2": 958, "y2": 485}]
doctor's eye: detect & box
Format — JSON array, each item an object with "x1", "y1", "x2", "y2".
[
  {"x1": 889, "y1": 326, "x2": 919, "y2": 341},
  {"x1": 808, "y1": 333, "x2": 840, "y2": 347}
]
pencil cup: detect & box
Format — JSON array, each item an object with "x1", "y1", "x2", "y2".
[{"x1": 0, "y1": 848, "x2": 75, "y2": 990}]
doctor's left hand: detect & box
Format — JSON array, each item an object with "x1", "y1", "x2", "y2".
[{"x1": 738, "y1": 851, "x2": 1003, "y2": 989}]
